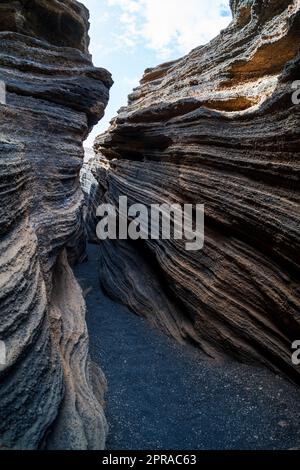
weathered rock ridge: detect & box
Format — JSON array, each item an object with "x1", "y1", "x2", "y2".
[
  {"x1": 86, "y1": 0, "x2": 300, "y2": 382},
  {"x1": 0, "y1": 0, "x2": 112, "y2": 449}
]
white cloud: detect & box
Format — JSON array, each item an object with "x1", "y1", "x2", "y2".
[
  {"x1": 123, "y1": 76, "x2": 140, "y2": 87},
  {"x1": 108, "y1": 0, "x2": 141, "y2": 13},
  {"x1": 105, "y1": 0, "x2": 231, "y2": 58}
]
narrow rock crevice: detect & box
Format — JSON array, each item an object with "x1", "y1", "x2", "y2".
[{"x1": 1, "y1": 0, "x2": 300, "y2": 452}]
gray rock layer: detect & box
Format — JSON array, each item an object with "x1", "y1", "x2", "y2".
[
  {"x1": 0, "y1": 0, "x2": 112, "y2": 449},
  {"x1": 88, "y1": 0, "x2": 300, "y2": 382}
]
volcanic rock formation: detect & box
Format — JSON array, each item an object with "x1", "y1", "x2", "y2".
[
  {"x1": 85, "y1": 0, "x2": 300, "y2": 382},
  {"x1": 0, "y1": 0, "x2": 112, "y2": 449}
]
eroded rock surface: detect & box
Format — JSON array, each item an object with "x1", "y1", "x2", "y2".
[
  {"x1": 87, "y1": 0, "x2": 300, "y2": 382},
  {"x1": 0, "y1": 0, "x2": 112, "y2": 449}
]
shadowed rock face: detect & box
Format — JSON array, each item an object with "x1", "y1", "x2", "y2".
[
  {"x1": 0, "y1": 0, "x2": 90, "y2": 52},
  {"x1": 87, "y1": 0, "x2": 300, "y2": 382},
  {"x1": 0, "y1": 0, "x2": 112, "y2": 449}
]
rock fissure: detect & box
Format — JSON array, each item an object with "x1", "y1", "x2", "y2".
[{"x1": 1, "y1": 0, "x2": 300, "y2": 451}]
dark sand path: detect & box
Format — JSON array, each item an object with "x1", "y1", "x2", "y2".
[{"x1": 75, "y1": 244, "x2": 300, "y2": 450}]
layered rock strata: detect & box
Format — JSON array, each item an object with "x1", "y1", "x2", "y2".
[
  {"x1": 88, "y1": 0, "x2": 300, "y2": 382},
  {"x1": 0, "y1": 0, "x2": 112, "y2": 449}
]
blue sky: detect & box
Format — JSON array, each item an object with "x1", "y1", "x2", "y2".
[{"x1": 81, "y1": 0, "x2": 232, "y2": 147}]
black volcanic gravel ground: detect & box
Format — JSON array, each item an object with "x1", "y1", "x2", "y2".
[{"x1": 75, "y1": 244, "x2": 300, "y2": 450}]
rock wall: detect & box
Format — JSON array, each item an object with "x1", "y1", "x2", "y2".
[
  {"x1": 0, "y1": 0, "x2": 112, "y2": 449},
  {"x1": 88, "y1": 0, "x2": 300, "y2": 382}
]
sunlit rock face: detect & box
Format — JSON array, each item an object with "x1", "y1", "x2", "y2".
[
  {"x1": 0, "y1": 0, "x2": 112, "y2": 449},
  {"x1": 88, "y1": 0, "x2": 300, "y2": 382}
]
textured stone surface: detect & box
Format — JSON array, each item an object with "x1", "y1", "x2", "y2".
[
  {"x1": 88, "y1": 0, "x2": 300, "y2": 382},
  {"x1": 0, "y1": 0, "x2": 112, "y2": 449}
]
